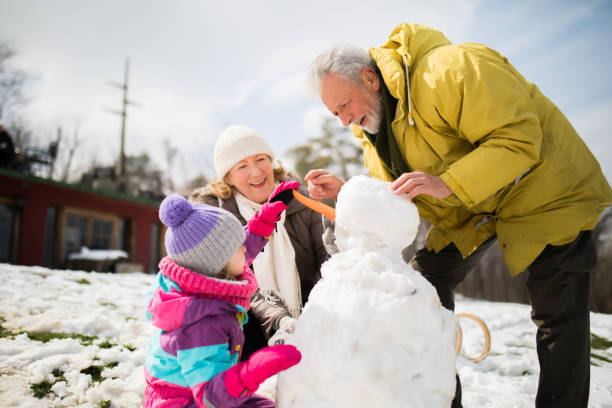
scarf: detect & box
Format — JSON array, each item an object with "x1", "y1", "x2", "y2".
[
  {"x1": 234, "y1": 190, "x2": 302, "y2": 318},
  {"x1": 364, "y1": 68, "x2": 412, "y2": 179},
  {"x1": 159, "y1": 256, "x2": 258, "y2": 310}
]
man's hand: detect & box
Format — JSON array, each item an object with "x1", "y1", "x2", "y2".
[
  {"x1": 389, "y1": 171, "x2": 453, "y2": 199},
  {"x1": 304, "y1": 169, "x2": 344, "y2": 200}
]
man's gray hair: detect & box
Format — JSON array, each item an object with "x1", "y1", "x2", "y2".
[{"x1": 308, "y1": 44, "x2": 376, "y2": 94}]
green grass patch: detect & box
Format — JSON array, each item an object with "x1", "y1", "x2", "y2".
[
  {"x1": 123, "y1": 343, "x2": 136, "y2": 352},
  {"x1": 30, "y1": 381, "x2": 53, "y2": 399},
  {"x1": 97, "y1": 340, "x2": 115, "y2": 349},
  {"x1": 97, "y1": 401, "x2": 112, "y2": 408},
  {"x1": 81, "y1": 362, "x2": 119, "y2": 383},
  {"x1": 0, "y1": 323, "x2": 13, "y2": 339},
  {"x1": 591, "y1": 333, "x2": 612, "y2": 350},
  {"x1": 591, "y1": 352, "x2": 612, "y2": 364},
  {"x1": 0, "y1": 317, "x2": 99, "y2": 345},
  {"x1": 73, "y1": 278, "x2": 91, "y2": 285},
  {"x1": 100, "y1": 302, "x2": 117, "y2": 309},
  {"x1": 30, "y1": 368, "x2": 66, "y2": 399},
  {"x1": 27, "y1": 331, "x2": 98, "y2": 345}
]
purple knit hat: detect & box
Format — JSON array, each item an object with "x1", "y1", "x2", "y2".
[{"x1": 159, "y1": 194, "x2": 246, "y2": 276}]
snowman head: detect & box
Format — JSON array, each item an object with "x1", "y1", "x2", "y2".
[{"x1": 334, "y1": 175, "x2": 420, "y2": 254}]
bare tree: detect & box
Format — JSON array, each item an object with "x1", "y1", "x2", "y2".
[
  {"x1": 58, "y1": 121, "x2": 83, "y2": 183},
  {"x1": 286, "y1": 117, "x2": 364, "y2": 181},
  {"x1": 0, "y1": 42, "x2": 27, "y2": 121}
]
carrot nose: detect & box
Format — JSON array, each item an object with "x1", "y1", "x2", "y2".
[{"x1": 292, "y1": 190, "x2": 336, "y2": 222}]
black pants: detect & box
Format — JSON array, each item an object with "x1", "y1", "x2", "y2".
[
  {"x1": 240, "y1": 310, "x2": 269, "y2": 361},
  {"x1": 410, "y1": 231, "x2": 595, "y2": 408}
]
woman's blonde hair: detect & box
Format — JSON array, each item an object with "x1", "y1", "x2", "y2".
[{"x1": 208, "y1": 160, "x2": 293, "y2": 200}]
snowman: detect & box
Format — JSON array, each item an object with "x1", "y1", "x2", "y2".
[{"x1": 275, "y1": 175, "x2": 457, "y2": 408}]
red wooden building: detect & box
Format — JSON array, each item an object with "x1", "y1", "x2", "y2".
[{"x1": 0, "y1": 168, "x2": 164, "y2": 273}]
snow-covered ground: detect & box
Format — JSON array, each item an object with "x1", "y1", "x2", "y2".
[{"x1": 1, "y1": 262, "x2": 611, "y2": 408}]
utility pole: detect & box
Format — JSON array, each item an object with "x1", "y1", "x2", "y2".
[{"x1": 105, "y1": 58, "x2": 140, "y2": 193}]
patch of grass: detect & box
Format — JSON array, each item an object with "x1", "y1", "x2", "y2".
[
  {"x1": 97, "y1": 340, "x2": 115, "y2": 349},
  {"x1": 74, "y1": 278, "x2": 91, "y2": 285},
  {"x1": 81, "y1": 362, "x2": 119, "y2": 383},
  {"x1": 95, "y1": 339, "x2": 136, "y2": 352},
  {"x1": 123, "y1": 344, "x2": 136, "y2": 352},
  {"x1": 591, "y1": 333, "x2": 612, "y2": 350},
  {"x1": 0, "y1": 316, "x2": 98, "y2": 346},
  {"x1": 31, "y1": 381, "x2": 53, "y2": 399},
  {"x1": 81, "y1": 365, "x2": 104, "y2": 382},
  {"x1": 97, "y1": 401, "x2": 112, "y2": 408},
  {"x1": 0, "y1": 320, "x2": 13, "y2": 339},
  {"x1": 591, "y1": 352, "x2": 612, "y2": 364},
  {"x1": 100, "y1": 302, "x2": 117, "y2": 309},
  {"x1": 30, "y1": 368, "x2": 65, "y2": 399},
  {"x1": 27, "y1": 331, "x2": 98, "y2": 346}
]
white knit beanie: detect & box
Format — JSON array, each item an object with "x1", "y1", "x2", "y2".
[{"x1": 213, "y1": 125, "x2": 275, "y2": 179}]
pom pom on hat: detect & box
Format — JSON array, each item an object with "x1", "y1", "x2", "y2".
[
  {"x1": 159, "y1": 194, "x2": 246, "y2": 276},
  {"x1": 214, "y1": 124, "x2": 275, "y2": 179},
  {"x1": 159, "y1": 194, "x2": 194, "y2": 228}
]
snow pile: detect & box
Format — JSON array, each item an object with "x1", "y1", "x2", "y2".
[
  {"x1": 276, "y1": 175, "x2": 457, "y2": 408},
  {"x1": 0, "y1": 265, "x2": 155, "y2": 407},
  {"x1": 68, "y1": 247, "x2": 128, "y2": 261},
  {"x1": 1, "y1": 265, "x2": 612, "y2": 406}
]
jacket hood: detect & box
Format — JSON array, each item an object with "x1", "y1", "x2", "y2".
[
  {"x1": 147, "y1": 287, "x2": 239, "y2": 331},
  {"x1": 368, "y1": 23, "x2": 451, "y2": 127},
  {"x1": 376, "y1": 23, "x2": 451, "y2": 70}
]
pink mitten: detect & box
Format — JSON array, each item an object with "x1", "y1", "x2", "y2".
[
  {"x1": 224, "y1": 344, "x2": 301, "y2": 398},
  {"x1": 247, "y1": 200, "x2": 287, "y2": 238},
  {"x1": 268, "y1": 180, "x2": 300, "y2": 205}
]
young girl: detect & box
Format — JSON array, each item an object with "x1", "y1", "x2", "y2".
[{"x1": 143, "y1": 182, "x2": 301, "y2": 408}]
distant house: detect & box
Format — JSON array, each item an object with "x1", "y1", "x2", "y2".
[{"x1": 0, "y1": 168, "x2": 164, "y2": 273}]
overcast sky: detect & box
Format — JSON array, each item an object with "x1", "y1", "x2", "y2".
[{"x1": 1, "y1": 0, "x2": 611, "y2": 187}]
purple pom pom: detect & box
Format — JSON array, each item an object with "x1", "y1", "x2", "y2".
[{"x1": 159, "y1": 194, "x2": 193, "y2": 228}]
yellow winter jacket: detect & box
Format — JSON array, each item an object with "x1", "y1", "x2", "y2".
[{"x1": 353, "y1": 23, "x2": 612, "y2": 275}]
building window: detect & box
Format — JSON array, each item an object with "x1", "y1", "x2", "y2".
[
  {"x1": 150, "y1": 223, "x2": 162, "y2": 274},
  {"x1": 60, "y1": 208, "x2": 119, "y2": 262},
  {"x1": 92, "y1": 219, "x2": 113, "y2": 249},
  {"x1": 44, "y1": 206, "x2": 58, "y2": 267},
  {"x1": 0, "y1": 202, "x2": 16, "y2": 263}
]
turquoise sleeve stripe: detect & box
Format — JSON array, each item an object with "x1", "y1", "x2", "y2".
[
  {"x1": 160, "y1": 273, "x2": 182, "y2": 292},
  {"x1": 145, "y1": 333, "x2": 188, "y2": 386},
  {"x1": 177, "y1": 343, "x2": 235, "y2": 387},
  {"x1": 144, "y1": 272, "x2": 182, "y2": 321}
]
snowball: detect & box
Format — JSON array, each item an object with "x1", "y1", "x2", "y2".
[{"x1": 335, "y1": 175, "x2": 420, "y2": 253}]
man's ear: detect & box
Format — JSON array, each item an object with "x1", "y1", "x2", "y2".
[{"x1": 361, "y1": 67, "x2": 380, "y2": 91}]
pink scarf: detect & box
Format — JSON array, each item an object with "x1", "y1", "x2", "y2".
[{"x1": 158, "y1": 257, "x2": 258, "y2": 310}]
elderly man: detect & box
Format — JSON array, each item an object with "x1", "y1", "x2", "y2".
[{"x1": 305, "y1": 23, "x2": 612, "y2": 408}]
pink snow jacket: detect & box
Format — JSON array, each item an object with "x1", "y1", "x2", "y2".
[{"x1": 143, "y1": 230, "x2": 275, "y2": 408}]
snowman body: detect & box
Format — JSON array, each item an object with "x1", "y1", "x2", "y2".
[{"x1": 276, "y1": 176, "x2": 457, "y2": 408}]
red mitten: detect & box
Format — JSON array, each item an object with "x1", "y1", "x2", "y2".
[
  {"x1": 224, "y1": 344, "x2": 301, "y2": 398},
  {"x1": 247, "y1": 200, "x2": 287, "y2": 238},
  {"x1": 268, "y1": 180, "x2": 300, "y2": 205}
]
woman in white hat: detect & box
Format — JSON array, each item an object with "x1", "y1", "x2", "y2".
[{"x1": 189, "y1": 124, "x2": 329, "y2": 359}]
